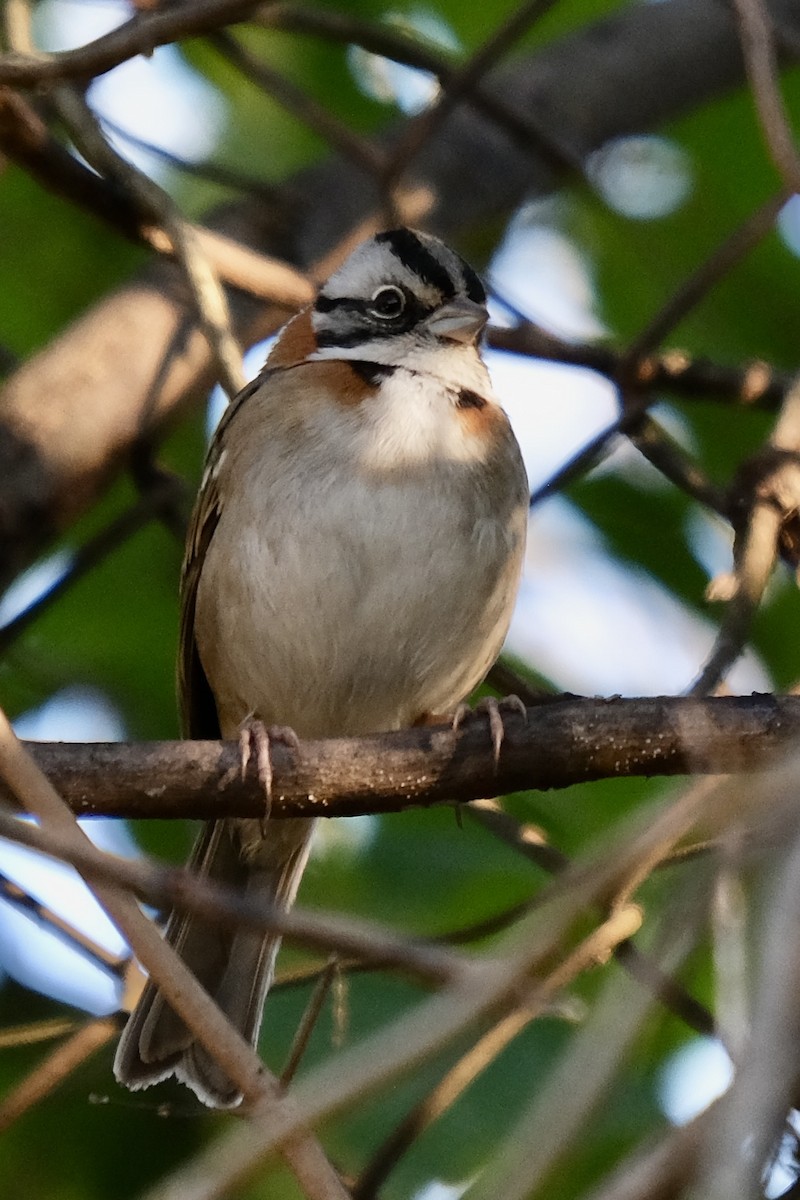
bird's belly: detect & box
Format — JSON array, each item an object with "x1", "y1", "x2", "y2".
[{"x1": 195, "y1": 475, "x2": 524, "y2": 738}]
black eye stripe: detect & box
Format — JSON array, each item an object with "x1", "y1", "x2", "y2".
[
  {"x1": 315, "y1": 326, "x2": 401, "y2": 349},
  {"x1": 315, "y1": 295, "x2": 360, "y2": 314},
  {"x1": 376, "y1": 229, "x2": 457, "y2": 299}
]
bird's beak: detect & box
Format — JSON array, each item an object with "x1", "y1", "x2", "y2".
[{"x1": 425, "y1": 298, "x2": 488, "y2": 344}]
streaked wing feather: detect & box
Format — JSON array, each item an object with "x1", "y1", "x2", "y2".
[{"x1": 177, "y1": 374, "x2": 268, "y2": 738}]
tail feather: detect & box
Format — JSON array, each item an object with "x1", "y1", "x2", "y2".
[{"x1": 114, "y1": 817, "x2": 314, "y2": 1108}]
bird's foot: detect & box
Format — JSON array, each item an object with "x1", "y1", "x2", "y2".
[
  {"x1": 452, "y1": 695, "x2": 527, "y2": 766},
  {"x1": 238, "y1": 717, "x2": 300, "y2": 832}
]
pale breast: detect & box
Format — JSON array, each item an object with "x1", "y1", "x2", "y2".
[{"x1": 193, "y1": 368, "x2": 528, "y2": 739}]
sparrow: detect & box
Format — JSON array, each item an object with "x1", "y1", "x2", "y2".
[{"x1": 114, "y1": 227, "x2": 529, "y2": 1108}]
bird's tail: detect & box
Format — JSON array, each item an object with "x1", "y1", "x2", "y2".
[{"x1": 114, "y1": 817, "x2": 314, "y2": 1108}]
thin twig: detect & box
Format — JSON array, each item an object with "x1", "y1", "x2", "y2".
[
  {"x1": 98, "y1": 114, "x2": 291, "y2": 201},
  {"x1": 621, "y1": 190, "x2": 789, "y2": 368},
  {"x1": 0, "y1": 0, "x2": 265, "y2": 86},
  {"x1": 732, "y1": 0, "x2": 800, "y2": 193},
  {"x1": 691, "y1": 374, "x2": 800, "y2": 694},
  {"x1": 0, "y1": 1017, "x2": 119, "y2": 1135},
  {"x1": 53, "y1": 87, "x2": 246, "y2": 399},
  {"x1": 0, "y1": 473, "x2": 187, "y2": 656},
  {"x1": 381, "y1": 0, "x2": 565, "y2": 193},
  {"x1": 0, "y1": 870, "x2": 127, "y2": 977},
  {"x1": 210, "y1": 30, "x2": 388, "y2": 177},
  {"x1": 0, "y1": 809, "x2": 465, "y2": 987},
  {"x1": 280, "y1": 961, "x2": 339, "y2": 1088}
]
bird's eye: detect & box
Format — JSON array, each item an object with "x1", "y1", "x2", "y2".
[{"x1": 369, "y1": 285, "x2": 406, "y2": 320}]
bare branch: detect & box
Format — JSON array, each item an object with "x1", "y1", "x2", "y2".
[
  {"x1": 52, "y1": 87, "x2": 247, "y2": 398},
  {"x1": 487, "y1": 324, "x2": 790, "y2": 412},
  {"x1": 8, "y1": 695, "x2": 800, "y2": 821},
  {"x1": 691, "y1": 374, "x2": 800, "y2": 694},
  {"x1": 733, "y1": 0, "x2": 800, "y2": 193},
  {"x1": 0, "y1": 808, "x2": 465, "y2": 987},
  {"x1": 0, "y1": 0, "x2": 263, "y2": 86},
  {"x1": 0, "y1": 1017, "x2": 119, "y2": 1135}
]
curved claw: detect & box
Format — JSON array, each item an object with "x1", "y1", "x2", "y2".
[
  {"x1": 452, "y1": 694, "x2": 527, "y2": 766},
  {"x1": 238, "y1": 718, "x2": 300, "y2": 832}
]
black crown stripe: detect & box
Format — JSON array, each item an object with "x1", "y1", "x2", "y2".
[{"x1": 376, "y1": 229, "x2": 457, "y2": 300}]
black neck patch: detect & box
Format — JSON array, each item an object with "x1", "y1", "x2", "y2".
[{"x1": 348, "y1": 361, "x2": 397, "y2": 386}]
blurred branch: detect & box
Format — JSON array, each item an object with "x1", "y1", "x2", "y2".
[
  {"x1": 52, "y1": 86, "x2": 246, "y2": 399},
  {"x1": 0, "y1": 0, "x2": 263, "y2": 86},
  {"x1": 380, "y1": 0, "x2": 568, "y2": 196},
  {"x1": 138, "y1": 756, "x2": 765, "y2": 1200},
  {"x1": 696, "y1": 823, "x2": 800, "y2": 1198},
  {"x1": 0, "y1": 86, "x2": 312, "y2": 306},
  {"x1": 0, "y1": 1017, "x2": 119, "y2": 1135},
  {"x1": 465, "y1": 902, "x2": 698, "y2": 1200},
  {"x1": 257, "y1": 3, "x2": 577, "y2": 175},
  {"x1": 209, "y1": 31, "x2": 388, "y2": 178},
  {"x1": 468, "y1": 799, "x2": 716, "y2": 1039},
  {"x1": 6, "y1": 694, "x2": 800, "y2": 820},
  {"x1": 582, "y1": 1106, "x2": 717, "y2": 1200},
  {"x1": 733, "y1": 0, "x2": 800, "y2": 193},
  {"x1": 353, "y1": 1005, "x2": 539, "y2": 1200},
  {"x1": 691, "y1": 375, "x2": 800, "y2": 694},
  {"x1": 487, "y1": 324, "x2": 790, "y2": 411},
  {"x1": 0, "y1": 810, "x2": 465, "y2": 988}
]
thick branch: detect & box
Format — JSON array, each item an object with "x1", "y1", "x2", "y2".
[{"x1": 11, "y1": 694, "x2": 800, "y2": 821}]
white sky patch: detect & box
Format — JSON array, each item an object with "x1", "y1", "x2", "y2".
[
  {"x1": 490, "y1": 206, "x2": 608, "y2": 341},
  {"x1": 0, "y1": 821, "x2": 133, "y2": 1014},
  {"x1": 506, "y1": 501, "x2": 771, "y2": 697},
  {"x1": 347, "y1": 9, "x2": 460, "y2": 115},
  {"x1": 0, "y1": 550, "x2": 71, "y2": 627},
  {"x1": 778, "y1": 194, "x2": 800, "y2": 259},
  {"x1": 34, "y1": 0, "x2": 225, "y2": 177},
  {"x1": 0, "y1": 688, "x2": 134, "y2": 1012},
  {"x1": 412, "y1": 1181, "x2": 473, "y2": 1200},
  {"x1": 685, "y1": 508, "x2": 737, "y2": 582},
  {"x1": 13, "y1": 685, "x2": 127, "y2": 743},
  {"x1": 658, "y1": 1037, "x2": 733, "y2": 1124},
  {"x1": 586, "y1": 135, "x2": 693, "y2": 221}
]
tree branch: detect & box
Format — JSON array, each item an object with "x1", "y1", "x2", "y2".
[{"x1": 8, "y1": 695, "x2": 800, "y2": 821}]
